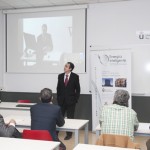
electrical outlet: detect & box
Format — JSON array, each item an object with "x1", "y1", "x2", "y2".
[{"x1": 0, "y1": 87, "x2": 4, "y2": 91}]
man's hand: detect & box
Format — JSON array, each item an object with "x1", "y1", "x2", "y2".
[{"x1": 8, "y1": 119, "x2": 16, "y2": 126}]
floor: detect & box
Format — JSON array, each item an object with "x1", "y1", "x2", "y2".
[{"x1": 59, "y1": 131, "x2": 149, "y2": 150}]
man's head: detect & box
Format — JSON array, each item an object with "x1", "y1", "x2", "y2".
[
  {"x1": 113, "y1": 90, "x2": 130, "y2": 107},
  {"x1": 42, "y1": 24, "x2": 47, "y2": 34},
  {"x1": 40, "y1": 88, "x2": 53, "y2": 103},
  {"x1": 120, "y1": 79, "x2": 126, "y2": 87},
  {"x1": 64, "y1": 62, "x2": 74, "y2": 74}
]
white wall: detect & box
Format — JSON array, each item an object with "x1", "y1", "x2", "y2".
[
  {"x1": 87, "y1": 0, "x2": 150, "y2": 94},
  {"x1": 88, "y1": 0, "x2": 150, "y2": 46},
  {"x1": 1, "y1": 0, "x2": 150, "y2": 94},
  {"x1": 0, "y1": 10, "x2": 3, "y2": 90},
  {"x1": 0, "y1": 8, "x2": 90, "y2": 93},
  {"x1": 3, "y1": 73, "x2": 90, "y2": 93},
  {"x1": 0, "y1": 9, "x2": 90, "y2": 93}
]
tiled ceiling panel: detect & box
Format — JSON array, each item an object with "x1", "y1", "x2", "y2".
[
  {"x1": 50, "y1": 0, "x2": 75, "y2": 6},
  {"x1": 0, "y1": 0, "x2": 132, "y2": 10}
]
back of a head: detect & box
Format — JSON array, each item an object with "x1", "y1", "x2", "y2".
[
  {"x1": 40, "y1": 88, "x2": 52, "y2": 103},
  {"x1": 113, "y1": 90, "x2": 130, "y2": 107}
]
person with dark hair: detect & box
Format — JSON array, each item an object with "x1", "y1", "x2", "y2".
[
  {"x1": 99, "y1": 90, "x2": 139, "y2": 140},
  {"x1": 30, "y1": 88, "x2": 66, "y2": 150},
  {"x1": 57, "y1": 62, "x2": 80, "y2": 140},
  {"x1": 113, "y1": 90, "x2": 129, "y2": 107},
  {"x1": 0, "y1": 115, "x2": 21, "y2": 138}
]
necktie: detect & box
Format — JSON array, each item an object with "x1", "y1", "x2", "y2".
[{"x1": 64, "y1": 75, "x2": 69, "y2": 86}]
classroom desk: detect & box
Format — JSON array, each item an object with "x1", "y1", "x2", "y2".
[
  {"x1": 73, "y1": 144, "x2": 139, "y2": 150},
  {"x1": 0, "y1": 102, "x2": 34, "y2": 109},
  {"x1": 0, "y1": 137, "x2": 60, "y2": 150},
  {"x1": 0, "y1": 102, "x2": 34, "y2": 117},
  {"x1": 0, "y1": 102, "x2": 89, "y2": 146},
  {"x1": 95, "y1": 123, "x2": 150, "y2": 138},
  {"x1": 4, "y1": 115, "x2": 89, "y2": 147},
  {"x1": 134, "y1": 123, "x2": 150, "y2": 136},
  {"x1": 57, "y1": 119, "x2": 89, "y2": 146}
]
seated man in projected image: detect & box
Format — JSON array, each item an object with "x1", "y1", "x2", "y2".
[
  {"x1": 99, "y1": 90, "x2": 139, "y2": 140},
  {"x1": 36, "y1": 24, "x2": 53, "y2": 63}
]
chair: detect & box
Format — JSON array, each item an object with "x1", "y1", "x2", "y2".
[
  {"x1": 146, "y1": 139, "x2": 150, "y2": 150},
  {"x1": 17, "y1": 100, "x2": 31, "y2": 103},
  {"x1": 96, "y1": 134, "x2": 140, "y2": 149},
  {"x1": 22, "y1": 129, "x2": 53, "y2": 141}
]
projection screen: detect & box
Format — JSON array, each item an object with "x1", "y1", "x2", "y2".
[{"x1": 6, "y1": 8, "x2": 86, "y2": 73}]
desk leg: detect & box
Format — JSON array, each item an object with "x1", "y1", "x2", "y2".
[
  {"x1": 54, "y1": 147, "x2": 59, "y2": 150},
  {"x1": 84, "y1": 123, "x2": 88, "y2": 144},
  {"x1": 75, "y1": 129, "x2": 79, "y2": 147},
  {"x1": 96, "y1": 130, "x2": 99, "y2": 138}
]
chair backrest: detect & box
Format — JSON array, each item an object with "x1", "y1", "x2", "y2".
[
  {"x1": 18, "y1": 100, "x2": 31, "y2": 103},
  {"x1": 22, "y1": 130, "x2": 53, "y2": 141},
  {"x1": 96, "y1": 134, "x2": 140, "y2": 149},
  {"x1": 146, "y1": 139, "x2": 150, "y2": 150}
]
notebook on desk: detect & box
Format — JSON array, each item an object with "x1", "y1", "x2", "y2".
[{"x1": 16, "y1": 104, "x2": 32, "y2": 108}]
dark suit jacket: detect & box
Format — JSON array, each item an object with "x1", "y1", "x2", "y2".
[
  {"x1": 57, "y1": 72, "x2": 80, "y2": 106},
  {"x1": 30, "y1": 103, "x2": 65, "y2": 141},
  {"x1": 0, "y1": 114, "x2": 16, "y2": 137}
]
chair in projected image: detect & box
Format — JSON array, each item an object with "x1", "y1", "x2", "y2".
[
  {"x1": 22, "y1": 130, "x2": 53, "y2": 141},
  {"x1": 24, "y1": 33, "x2": 37, "y2": 51}
]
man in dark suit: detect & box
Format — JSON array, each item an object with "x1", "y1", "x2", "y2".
[
  {"x1": 0, "y1": 115, "x2": 21, "y2": 138},
  {"x1": 30, "y1": 88, "x2": 66, "y2": 150},
  {"x1": 57, "y1": 62, "x2": 80, "y2": 140}
]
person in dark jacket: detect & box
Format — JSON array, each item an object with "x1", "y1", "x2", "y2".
[
  {"x1": 57, "y1": 62, "x2": 80, "y2": 140},
  {"x1": 30, "y1": 88, "x2": 66, "y2": 150}
]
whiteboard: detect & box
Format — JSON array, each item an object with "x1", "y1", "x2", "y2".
[{"x1": 131, "y1": 45, "x2": 150, "y2": 94}]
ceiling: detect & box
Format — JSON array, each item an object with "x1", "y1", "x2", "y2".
[{"x1": 0, "y1": 0, "x2": 131, "y2": 10}]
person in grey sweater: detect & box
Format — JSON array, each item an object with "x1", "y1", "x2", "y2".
[{"x1": 0, "y1": 114, "x2": 21, "y2": 138}]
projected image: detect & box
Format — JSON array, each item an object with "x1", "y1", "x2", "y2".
[
  {"x1": 115, "y1": 78, "x2": 127, "y2": 87},
  {"x1": 7, "y1": 9, "x2": 86, "y2": 73},
  {"x1": 21, "y1": 16, "x2": 72, "y2": 66},
  {"x1": 102, "y1": 78, "x2": 113, "y2": 87}
]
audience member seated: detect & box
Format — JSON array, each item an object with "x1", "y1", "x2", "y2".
[
  {"x1": 0, "y1": 114, "x2": 21, "y2": 138},
  {"x1": 30, "y1": 88, "x2": 66, "y2": 150},
  {"x1": 99, "y1": 89, "x2": 139, "y2": 140}
]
